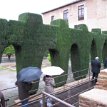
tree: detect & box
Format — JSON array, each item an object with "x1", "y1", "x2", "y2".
[{"x1": 4, "y1": 45, "x2": 15, "y2": 61}]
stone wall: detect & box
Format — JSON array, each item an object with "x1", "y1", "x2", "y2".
[
  {"x1": 79, "y1": 69, "x2": 107, "y2": 107},
  {"x1": 95, "y1": 69, "x2": 107, "y2": 90}
]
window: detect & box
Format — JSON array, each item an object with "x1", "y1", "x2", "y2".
[
  {"x1": 51, "y1": 16, "x2": 54, "y2": 21},
  {"x1": 63, "y1": 9, "x2": 68, "y2": 22},
  {"x1": 78, "y1": 5, "x2": 84, "y2": 20}
]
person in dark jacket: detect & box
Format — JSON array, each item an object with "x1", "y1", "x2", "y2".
[
  {"x1": 104, "y1": 58, "x2": 107, "y2": 69},
  {"x1": 91, "y1": 57, "x2": 101, "y2": 83},
  {"x1": 0, "y1": 91, "x2": 5, "y2": 107},
  {"x1": 15, "y1": 81, "x2": 32, "y2": 107}
]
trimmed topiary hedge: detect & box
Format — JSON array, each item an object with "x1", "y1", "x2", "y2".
[{"x1": 0, "y1": 13, "x2": 107, "y2": 92}]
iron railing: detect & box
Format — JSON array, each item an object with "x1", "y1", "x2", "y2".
[{"x1": 1, "y1": 67, "x2": 96, "y2": 107}]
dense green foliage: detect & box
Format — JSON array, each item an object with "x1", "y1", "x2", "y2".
[{"x1": 0, "y1": 13, "x2": 107, "y2": 93}]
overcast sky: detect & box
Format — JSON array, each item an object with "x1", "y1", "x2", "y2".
[{"x1": 0, "y1": 0, "x2": 75, "y2": 20}]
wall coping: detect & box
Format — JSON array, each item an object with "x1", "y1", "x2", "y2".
[{"x1": 79, "y1": 88, "x2": 107, "y2": 105}]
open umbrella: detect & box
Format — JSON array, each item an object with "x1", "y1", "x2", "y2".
[
  {"x1": 42, "y1": 66, "x2": 64, "y2": 76},
  {"x1": 17, "y1": 67, "x2": 42, "y2": 82}
]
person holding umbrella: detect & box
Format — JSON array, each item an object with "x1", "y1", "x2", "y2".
[
  {"x1": 40, "y1": 66, "x2": 64, "y2": 107},
  {"x1": 16, "y1": 67, "x2": 42, "y2": 107},
  {"x1": 42, "y1": 66, "x2": 64, "y2": 95},
  {"x1": 40, "y1": 75, "x2": 55, "y2": 107},
  {"x1": 15, "y1": 81, "x2": 33, "y2": 107},
  {"x1": 43, "y1": 75, "x2": 55, "y2": 95}
]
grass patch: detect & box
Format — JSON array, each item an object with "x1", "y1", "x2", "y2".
[{"x1": 0, "y1": 66, "x2": 7, "y2": 70}]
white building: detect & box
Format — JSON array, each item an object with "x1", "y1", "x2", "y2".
[{"x1": 42, "y1": 0, "x2": 107, "y2": 31}]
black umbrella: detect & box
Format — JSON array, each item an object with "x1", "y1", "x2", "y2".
[{"x1": 17, "y1": 67, "x2": 42, "y2": 82}]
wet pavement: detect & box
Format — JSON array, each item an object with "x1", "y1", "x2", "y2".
[
  {"x1": 0, "y1": 57, "x2": 52, "y2": 106},
  {"x1": 0, "y1": 61, "x2": 17, "y2": 106},
  {"x1": 0, "y1": 66, "x2": 16, "y2": 90},
  {"x1": 0, "y1": 57, "x2": 51, "y2": 90},
  {"x1": 0, "y1": 56, "x2": 75, "y2": 106}
]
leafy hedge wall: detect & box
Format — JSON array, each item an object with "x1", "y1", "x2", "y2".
[{"x1": 0, "y1": 13, "x2": 107, "y2": 92}]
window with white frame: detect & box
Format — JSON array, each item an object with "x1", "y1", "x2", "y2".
[
  {"x1": 63, "y1": 9, "x2": 68, "y2": 22},
  {"x1": 78, "y1": 5, "x2": 84, "y2": 20}
]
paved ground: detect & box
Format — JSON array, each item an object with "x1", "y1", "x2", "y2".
[
  {"x1": 0, "y1": 57, "x2": 74, "y2": 106},
  {"x1": 0, "y1": 56, "x2": 91, "y2": 106},
  {"x1": 0, "y1": 60, "x2": 17, "y2": 106}
]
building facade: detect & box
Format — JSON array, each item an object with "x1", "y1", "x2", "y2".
[{"x1": 42, "y1": 0, "x2": 107, "y2": 31}]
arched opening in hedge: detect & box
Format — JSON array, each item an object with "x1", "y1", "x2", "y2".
[
  {"x1": 36, "y1": 50, "x2": 51, "y2": 93},
  {"x1": 0, "y1": 44, "x2": 16, "y2": 93},
  {"x1": 102, "y1": 40, "x2": 107, "y2": 61},
  {"x1": 1, "y1": 45, "x2": 15, "y2": 63},
  {"x1": 41, "y1": 50, "x2": 51, "y2": 68},
  {"x1": 49, "y1": 49, "x2": 59, "y2": 66},
  {"x1": 66, "y1": 53, "x2": 74, "y2": 83},
  {"x1": 48, "y1": 49, "x2": 65, "y2": 87},
  {"x1": 71, "y1": 44, "x2": 80, "y2": 80},
  {"x1": 91, "y1": 39, "x2": 97, "y2": 60}
]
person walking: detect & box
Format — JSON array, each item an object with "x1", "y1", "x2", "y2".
[
  {"x1": 0, "y1": 91, "x2": 5, "y2": 107},
  {"x1": 43, "y1": 75, "x2": 55, "y2": 95},
  {"x1": 91, "y1": 57, "x2": 101, "y2": 83},
  {"x1": 40, "y1": 75, "x2": 55, "y2": 107},
  {"x1": 104, "y1": 58, "x2": 107, "y2": 69}
]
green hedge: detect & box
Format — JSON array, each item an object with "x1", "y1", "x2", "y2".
[{"x1": 0, "y1": 13, "x2": 107, "y2": 92}]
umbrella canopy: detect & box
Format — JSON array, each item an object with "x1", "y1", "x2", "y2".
[
  {"x1": 42, "y1": 66, "x2": 64, "y2": 76},
  {"x1": 17, "y1": 67, "x2": 42, "y2": 82}
]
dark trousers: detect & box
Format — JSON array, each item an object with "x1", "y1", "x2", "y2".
[
  {"x1": 21, "y1": 99, "x2": 29, "y2": 107},
  {"x1": 92, "y1": 72, "x2": 99, "y2": 83}
]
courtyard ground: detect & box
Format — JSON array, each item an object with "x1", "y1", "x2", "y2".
[
  {"x1": 0, "y1": 56, "x2": 93, "y2": 106},
  {"x1": 0, "y1": 57, "x2": 73, "y2": 106}
]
